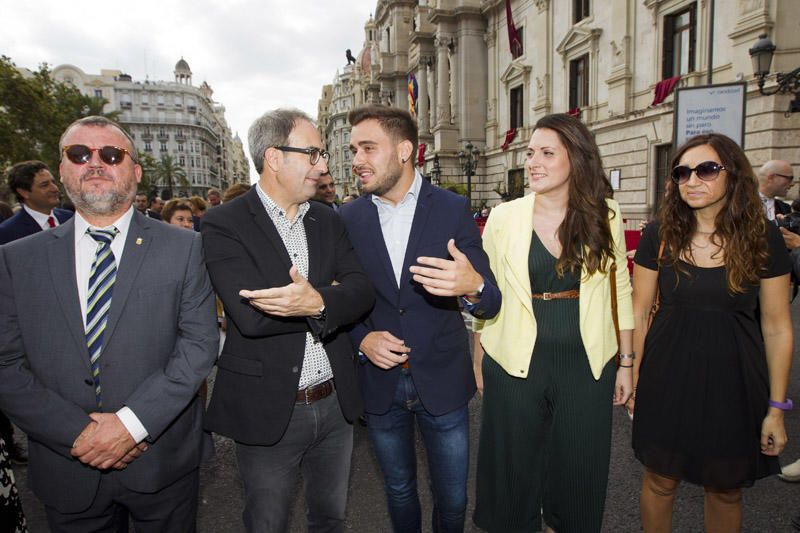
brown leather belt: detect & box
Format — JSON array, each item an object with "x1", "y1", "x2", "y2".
[
  {"x1": 296, "y1": 379, "x2": 334, "y2": 404},
  {"x1": 401, "y1": 360, "x2": 409, "y2": 369},
  {"x1": 531, "y1": 289, "x2": 580, "y2": 300}
]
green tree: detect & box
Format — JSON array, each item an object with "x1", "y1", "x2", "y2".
[
  {"x1": 0, "y1": 55, "x2": 118, "y2": 174},
  {"x1": 154, "y1": 155, "x2": 188, "y2": 199},
  {"x1": 136, "y1": 153, "x2": 159, "y2": 195}
]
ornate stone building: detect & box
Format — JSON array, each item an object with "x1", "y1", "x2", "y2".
[
  {"x1": 53, "y1": 59, "x2": 249, "y2": 197},
  {"x1": 321, "y1": 0, "x2": 800, "y2": 225}
]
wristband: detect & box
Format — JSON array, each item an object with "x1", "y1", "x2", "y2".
[
  {"x1": 768, "y1": 399, "x2": 793, "y2": 411},
  {"x1": 619, "y1": 352, "x2": 636, "y2": 361},
  {"x1": 619, "y1": 364, "x2": 633, "y2": 368}
]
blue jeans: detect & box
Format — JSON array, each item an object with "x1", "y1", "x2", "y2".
[{"x1": 366, "y1": 368, "x2": 469, "y2": 533}]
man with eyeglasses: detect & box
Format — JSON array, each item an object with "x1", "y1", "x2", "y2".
[
  {"x1": 200, "y1": 108, "x2": 374, "y2": 532},
  {"x1": 757, "y1": 160, "x2": 800, "y2": 249},
  {"x1": 0, "y1": 115, "x2": 219, "y2": 531}
]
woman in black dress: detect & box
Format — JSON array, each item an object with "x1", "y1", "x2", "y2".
[
  {"x1": 0, "y1": 436, "x2": 27, "y2": 533},
  {"x1": 630, "y1": 133, "x2": 792, "y2": 531}
]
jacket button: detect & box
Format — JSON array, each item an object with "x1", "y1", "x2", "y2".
[
  {"x1": 84, "y1": 379, "x2": 93, "y2": 386},
  {"x1": 398, "y1": 308, "x2": 405, "y2": 315},
  {"x1": 292, "y1": 366, "x2": 299, "y2": 373}
]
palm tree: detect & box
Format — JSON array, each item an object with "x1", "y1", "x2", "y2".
[{"x1": 155, "y1": 155, "x2": 188, "y2": 199}]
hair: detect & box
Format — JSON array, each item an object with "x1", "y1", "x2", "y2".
[
  {"x1": 532, "y1": 113, "x2": 615, "y2": 277},
  {"x1": 161, "y1": 199, "x2": 194, "y2": 224},
  {"x1": 657, "y1": 133, "x2": 768, "y2": 293},
  {"x1": 207, "y1": 188, "x2": 221, "y2": 198},
  {"x1": 59, "y1": 115, "x2": 138, "y2": 161},
  {"x1": 248, "y1": 109, "x2": 313, "y2": 174},
  {"x1": 0, "y1": 201, "x2": 13, "y2": 220},
  {"x1": 222, "y1": 183, "x2": 251, "y2": 203},
  {"x1": 348, "y1": 105, "x2": 419, "y2": 162},
  {"x1": 188, "y1": 195, "x2": 208, "y2": 214},
  {"x1": 6, "y1": 160, "x2": 50, "y2": 204}
]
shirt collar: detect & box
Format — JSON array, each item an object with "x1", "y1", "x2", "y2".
[
  {"x1": 371, "y1": 170, "x2": 424, "y2": 208},
  {"x1": 759, "y1": 191, "x2": 774, "y2": 203},
  {"x1": 74, "y1": 205, "x2": 135, "y2": 240},
  {"x1": 22, "y1": 203, "x2": 54, "y2": 226},
  {"x1": 255, "y1": 181, "x2": 310, "y2": 225}
]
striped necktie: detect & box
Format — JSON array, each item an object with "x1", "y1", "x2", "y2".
[{"x1": 86, "y1": 227, "x2": 119, "y2": 408}]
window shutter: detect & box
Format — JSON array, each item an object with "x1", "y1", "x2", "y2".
[
  {"x1": 569, "y1": 59, "x2": 579, "y2": 110},
  {"x1": 688, "y1": 3, "x2": 697, "y2": 73},
  {"x1": 662, "y1": 13, "x2": 675, "y2": 79}
]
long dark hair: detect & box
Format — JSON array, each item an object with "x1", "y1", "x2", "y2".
[
  {"x1": 657, "y1": 133, "x2": 768, "y2": 293},
  {"x1": 533, "y1": 113, "x2": 615, "y2": 276}
]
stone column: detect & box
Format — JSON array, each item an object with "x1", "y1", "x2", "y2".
[{"x1": 435, "y1": 37, "x2": 451, "y2": 125}]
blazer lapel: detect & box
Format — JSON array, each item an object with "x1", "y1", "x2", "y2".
[
  {"x1": 502, "y1": 193, "x2": 534, "y2": 316},
  {"x1": 361, "y1": 197, "x2": 400, "y2": 297},
  {"x1": 46, "y1": 219, "x2": 90, "y2": 369},
  {"x1": 304, "y1": 206, "x2": 322, "y2": 284},
  {"x1": 398, "y1": 179, "x2": 434, "y2": 290},
  {"x1": 102, "y1": 211, "x2": 150, "y2": 346},
  {"x1": 246, "y1": 189, "x2": 293, "y2": 274}
]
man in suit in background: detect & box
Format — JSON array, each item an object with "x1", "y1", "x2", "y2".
[
  {"x1": 312, "y1": 172, "x2": 339, "y2": 211},
  {"x1": 201, "y1": 108, "x2": 373, "y2": 532},
  {"x1": 0, "y1": 160, "x2": 75, "y2": 463},
  {"x1": 340, "y1": 105, "x2": 500, "y2": 532},
  {"x1": 0, "y1": 116, "x2": 218, "y2": 531},
  {"x1": 0, "y1": 160, "x2": 73, "y2": 245},
  {"x1": 758, "y1": 160, "x2": 799, "y2": 249}
]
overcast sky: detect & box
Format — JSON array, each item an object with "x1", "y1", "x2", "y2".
[{"x1": 0, "y1": 0, "x2": 376, "y2": 181}]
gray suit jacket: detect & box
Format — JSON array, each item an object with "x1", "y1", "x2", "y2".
[{"x1": 0, "y1": 210, "x2": 219, "y2": 513}]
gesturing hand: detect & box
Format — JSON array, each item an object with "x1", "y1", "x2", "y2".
[
  {"x1": 71, "y1": 413, "x2": 136, "y2": 470},
  {"x1": 409, "y1": 239, "x2": 483, "y2": 298},
  {"x1": 360, "y1": 331, "x2": 411, "y2": 369},
  {"x1": 240, "y1": 265, "x2": 324, "y2": 317}
]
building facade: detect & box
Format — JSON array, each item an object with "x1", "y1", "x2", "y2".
[
  {"x1": 53, "y1": 59, "x2": 249, "y2": 198},
  {"x1": 321, "y1": 0, "x2": 800, "y2": 226}
]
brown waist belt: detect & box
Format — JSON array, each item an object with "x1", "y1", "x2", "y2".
[
  {"x1": 531, "y1": 289, "x2": 580, "y2": 300},
  {"x1": 296, "y1": 378, "x2": 334, "y2": 404}
]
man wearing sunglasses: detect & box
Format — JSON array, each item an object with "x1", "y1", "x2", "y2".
[
  {"x1": 757, "y1": 160, "x2": 800, "y2": 248},
  {"x1": 0, "y1": 116, "x2": 219, "y2": 531},
  {"x1": 201, "y1": 108, "x2": 373, "y2": 532},
  {"x1": 0, "y1": 160, "x2": 73, "y2": 245}
]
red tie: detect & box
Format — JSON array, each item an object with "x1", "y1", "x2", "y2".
[{"x1": 47, "y1": 216, "x2": 56, "y2": 228}]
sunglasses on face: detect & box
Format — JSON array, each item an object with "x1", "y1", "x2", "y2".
[
  {"x1": 775, "y1": 172, "x2": 794, "y2": 182},
  {"x1": 671, "y1": 161, "x2": 725, "y2": 184},
  {"x1": 62, "y1": 145, "x2": 136, "y2": 166}
]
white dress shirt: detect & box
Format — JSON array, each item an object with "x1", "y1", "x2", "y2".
[
  {"x1": 371, "y1": 171, "x2": 423, "y2": 287},
  {"x1": 73, "y1": 206, "x2": 148, "y2": 443},
  {"x1": 760, "y1": 191, "x2": 776, "y2": 221},
  {"x1": 23, "y1": 203, "x2": 59, "y2": 229}
]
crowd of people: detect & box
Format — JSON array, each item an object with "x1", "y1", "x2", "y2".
[{"x1": 0, "y1": 105, "x2": 795, "y2": 533}]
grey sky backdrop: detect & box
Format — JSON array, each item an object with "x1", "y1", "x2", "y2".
[{"x1": 0, "y1": 0, "x2": 377, "y2": 182}]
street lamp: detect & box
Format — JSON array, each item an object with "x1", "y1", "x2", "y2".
[
  {"x1": 749, "y1": 33, "x2": 800, "y2": 115},
  {"x1": 457, "y1": 142, "x2": 481, "y2": 204},
  {"x1": 430, "y1": 154, "x2": 441, "y2": 186}
]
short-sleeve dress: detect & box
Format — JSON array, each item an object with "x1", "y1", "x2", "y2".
[{"x1": 632, "y1": 221, "x2": 790, "y2": 488}]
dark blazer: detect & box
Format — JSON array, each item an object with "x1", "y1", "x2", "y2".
[
  {"x1": 0, "y1": 206, "x2": 73, "y2": 244},
  {"x1": 776, "y1": 199, "x2": 792, "y2": 217},
  {"x1": 200, "y1": 188, "x2": 374, "y2": 445},
  {"x1": 0, "y1": 210, "x2": 219, "y2": 513},
  {"x1": 340, "y1": 179, "x2": 501, "y2": 417}
]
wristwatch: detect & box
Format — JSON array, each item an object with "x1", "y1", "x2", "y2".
[{"x1": 312, "y1": 305, "x2": 327, "y2": 320}]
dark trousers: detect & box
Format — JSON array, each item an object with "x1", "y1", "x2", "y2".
[
  {"x1": 235, "y1": 391, "x2": 353, "y2": 533},
  {"x1": 44, "y1": 467, "x2": 199, "y2": 533},
  {"x1": 366, "y1": 369, "x2": 470, "y2": 533}
]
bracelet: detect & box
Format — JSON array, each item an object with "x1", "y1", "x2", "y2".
[
  {"x1": 619, "y1": 363, "x2": 633, "y2": 368},
  {"x1": 769, "y1": 399, "x2": 793, "y2": 411},
  {"x1": 619, "y1": 352, "x2": 636, "y2": 360}
]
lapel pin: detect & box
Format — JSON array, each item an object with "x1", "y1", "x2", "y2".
[{"x1": 136, "y1": 237, "x2": 143, "y2": 245}]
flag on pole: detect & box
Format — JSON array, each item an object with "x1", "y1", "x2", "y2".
[
  {"x1": 506, "y1": 0, "x2": 523, "y2": 59},
  {"x1": 408, "y1": 73, "x2": 418, "y2": 116}
]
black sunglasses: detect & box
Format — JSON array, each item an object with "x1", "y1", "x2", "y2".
[
  {"x1": 62, "y1": 145, "x2": 137, "y2": 166},
  {"x1": 671, "y1": 161, "x2": 726, "y2": 184},
  {"x1": 274, "y1": 146, "x2": 330, "y2": 166},
  {"x1": 774, "y1": 172, "x2": 794, "y2": 182}
]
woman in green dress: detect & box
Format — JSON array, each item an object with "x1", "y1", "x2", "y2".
[{"x1": 472, "y1": 113, "x2": 634, "y2": 532}]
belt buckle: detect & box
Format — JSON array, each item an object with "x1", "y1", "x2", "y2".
[
  {"x1": 542, "y1": 292, "x2": 552, "y2": 301},
  {"x1": 303, "y1": 386, "x2": 312, "y2": 405}
]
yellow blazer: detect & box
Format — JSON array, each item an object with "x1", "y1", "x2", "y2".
[{"x1": 476, "y1": 193, "x2": 634, "y2": 380}]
